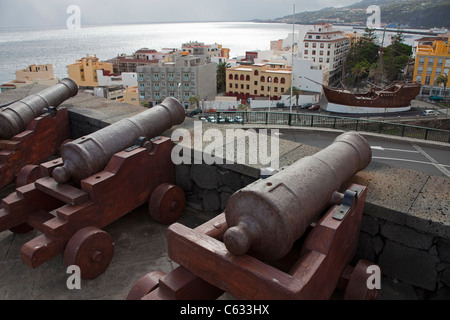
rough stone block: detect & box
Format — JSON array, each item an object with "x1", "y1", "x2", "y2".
[
  {"x1": 379, "y1": 277, "x2": 419, "y2": 300},
  {"x1": 202, "y1": 189, "x2": 221, "y2": 212},
  {"x1": 219, "y1": 170, "x2": 242, "y2": 192},
  {"x1": 381, "y1": 222, "x2": 434, "y2": 250},
  {"x1": 190, "y1": 164, "x2": 219, "y2": 190},
  {"x1": 378, "y1": 240, "x2": 439, "y2": 291},
  {"x1": 175, "y1": 164, "x2": 193, "y2": 192},
  {"x1": 437, "y1": 239, "x2": 450, "y2": 263},
  {"x1": 220, "y1": 191, "x2": 233, "y2": 211},
  {"x1": 361, "y1": 214, "x2": 381, "y2": 236}
]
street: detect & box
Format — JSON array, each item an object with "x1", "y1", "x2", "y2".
[{"x1": 278, "y1": 129, "x2": 450, "y2": 178}]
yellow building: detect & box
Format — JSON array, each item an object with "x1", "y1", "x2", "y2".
[
  {"x1": 1, "y1": 64, "x2": 58, "y2": 92},
  {"x1": 413, "y1": 39, "x2": 450, "y2": 97},
  {"x1": 226, "y1": 62, "x2": 292, "y2": 102},
  {"x1": 67, "y1": 54, "x2": 114, "y2": 87},
  {"x1": 122, "y1": 85, "x2": 139, "y2": 106}
]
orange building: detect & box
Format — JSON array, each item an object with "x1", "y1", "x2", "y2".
[
  {"x1": 226, "y1": 62, "x2": 292, "y2": 102},
  {"x1": 67, "y1": 54, "x2": 114, "y2": 87}
]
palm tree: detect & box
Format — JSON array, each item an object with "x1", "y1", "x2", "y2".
[
  {"x1": 291, "y1": 86, "x2": 302, "y2": 113},
  {"x1": 216, "y1": 61, "x2": 230, "y2": 93},
  {"x1": 188, "y1": 95, "x2": 200, "y2": 110},
  {"x1": 435, "y1": 73, "x2": 448, "y2": 103},
  {"x1": 287, "y1": 86, "x2": 302, "y2": 113},
  {"x1": 351, "y1": 61, "x2": 370, "y2": 91}
]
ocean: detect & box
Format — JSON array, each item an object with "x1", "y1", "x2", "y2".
[{"x1": 0, "y1": 21, "x2": 422, "y2": 86}]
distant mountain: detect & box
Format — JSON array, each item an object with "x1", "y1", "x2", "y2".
[{"x1": 264, "y1": 0, "x2": 450, "y2": 29}]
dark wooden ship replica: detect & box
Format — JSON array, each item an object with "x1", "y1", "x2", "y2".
[{"x1": 323, "y1": 82, "x2": 421, "y2": 112}]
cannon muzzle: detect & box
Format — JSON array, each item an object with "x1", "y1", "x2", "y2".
[
  {"x1": 0, "y1": 78, "x2": 78, "y2": 140},
  {"x1": 223, "y1": 131, "x2": 372, "y2": 261},
  {"x1": 52, "y1": 97, "x2": 185, "y2": 184}
]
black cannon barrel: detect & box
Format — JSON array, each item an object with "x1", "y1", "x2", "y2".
[
  {"x1": 52, "y1": 97, "x2": 186, "y2": 184},
  {"x1": 0, "y1": 78, "x2": 78, "y2": 140},
  {"x1": 223, "y1": 131, "x2": 372, "y2": 261}
]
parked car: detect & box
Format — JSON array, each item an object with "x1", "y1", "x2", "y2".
[
  {"x1": 199, "y1": 116, "x2": 208, "y2": 122},
  {"x1": 429, "y1": 96, "x2": 444, "y2": 102},
  {"x1": 301, "y1": 103, "x2": 313, "y2": 109},
  {"x1": 186, "y1": 109, "x2": 202, "y2": 117},
  {"x1": 309, "y1": 104, "x2": 320, "y2": 111},
  {"x1": 206, "y1": 108, "x2": 217, "y2": 113},
  {"x1": 207, "y1": 116, "x2": 217, "y2": 123},
  {"x1": 423, "y1": 110, "x2": 439, "y2": 116},
  {"x1": 217, "y1": 116, "x2": 225, "y2": 124},
  {"x1": 225, "y1": 116, "x2": 234, "y2": 123},
  {"x1": 234, "y1": 116, "x2": 244, "y2": 124}
]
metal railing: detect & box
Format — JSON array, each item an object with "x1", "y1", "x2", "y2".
[{"x1": 213, "y1": 111, "x2": 450, "y2": 144}]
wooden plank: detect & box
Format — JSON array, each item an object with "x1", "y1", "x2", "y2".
[{"x1": 35, "y1": 177, "x2": 89, "y2": 206}]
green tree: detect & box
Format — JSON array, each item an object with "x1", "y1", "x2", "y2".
[
  {"x1": 189, "y1": 95, "x2": 200, "y2": 109},
  {"x1": 381, "y1": 30, "x2": 412, "y2": 84},
  {"x1": 435, "y1": 73, "x2": 448, "y2": 103},
  {"x1": 343, "y1": 29, "x2": 379, "y2": 88},
  {"x1": 216, "y1": 61, "x2": 230, "y2": 93},
  {"x1": 352, "y1": 61, "x2": 371, "y2": 91}
]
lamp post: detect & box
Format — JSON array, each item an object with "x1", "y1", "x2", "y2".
[{"x1": 267, "y1": 76, "x2": 272, "y2": 123}]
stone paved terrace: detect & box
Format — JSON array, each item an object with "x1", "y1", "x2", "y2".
[{"x1": 0, "y1": 83, "x2": 449, "y2": 300}]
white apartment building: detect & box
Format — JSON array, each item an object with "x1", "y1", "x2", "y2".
[{"x1": 302, "y1": 23, "x2": 350, "y2": 76}]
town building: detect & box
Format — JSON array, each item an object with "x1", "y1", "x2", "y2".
[
  {"x1": 0, "y1": 64, "x2": 58, "y2": 92},
  {"x1": 226, "y1": 62, "x2": 292, "y2": 102},
  {"x1": 413, "y1": 39, "x2": 450, "y2": 98},
  {"x1": 292, "y1": 58, "x2": 329, "y2": 93},
  {"x1": 67, "y1": 54, "x2": 114, "y2": 87},
  {"x1": 106, "y1": 48, "x2": 166, "y2": 75},
  {"x1": 137, "y1": 54, "x2": 217, "y2": 107},
  {"x1": 301, "y1": 23, "x2": 351, "y2": 81}
]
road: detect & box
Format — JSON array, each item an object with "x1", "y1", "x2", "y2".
[{"x1": 278, "y1": 129, "x2": 450, "y2": 178}]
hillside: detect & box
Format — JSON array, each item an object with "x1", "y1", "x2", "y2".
[{"x1": 266, "y1": 0, "x2": 450, "y2": 29}]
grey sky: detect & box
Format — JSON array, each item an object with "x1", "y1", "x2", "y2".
[{"x1": 0, "y1": 0, "x2": 361, "y2": 28}]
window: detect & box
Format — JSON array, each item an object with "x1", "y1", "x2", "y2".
[
  {"x1": 254, "y1": 81, "x2": 258, "y2": 85},
  {"x1": 229, "y1": 83, "x2": 232, "y2": 88},
  {"x1": 304, "y1": 50, "x2": 308, "y2": 55},
  {"x1": 425, "y1": 76, "x2": 431, "y2": 85},
  {"x1": 274, "y1": 87, "x2": 278, "y2": 93},
  {"x1": 261, "y1": 86, "x2": 264, "y2": 91},
  {"x1": 254, "y1": 70, "x2": 259, "y2": 76},
  {"x1": 260, "y1": 76, "x2": 265, "y2": 82},
  {"x1": 254, "y1": 90, "x2": 258, "y2": 94},
  {"x1": 312, "y1": 43, "x2": 317, "y2": 48},
  {"x1": 234, "y1": 74, "x2": 239, "y2": 80},
  {"x1": 428, "y1": 58, "x2": 434, "y2": 66},
  {"x1": 419, "y1": 57, "x2": 425, "y2": 65},
  {"x1": 246, "y1": 85, "x2": 249, "y2": 90},
  {"x1": 229, "y1": 74, "x2": 233, "y2": 80},
  {"x1": 305, "y1": 43, "x2": 309, "y2": 47},
  {"x1": 235, "y1": 84, "x2": 238, "y2": 88},
  {"x1": 320, "y1": 51, "x2": 323, "y2": 55},
  {"x1": 320, "y1": 43, "x2": 324, "y2": 48},
  {"x1": 312, "y1": 50, "x2": 316, "y2": 55},
  {"x1": 280, "y1": 78, "x2": 285, "y2": 84},
  {"x1": 240, "y1": 75, "x2": 245, "y2": 81},
  {"x1": 241, "y1": 84, "x2": 244, "y2": 89},
  {"x1": 426, "y1": 67, "x2": 433, "y2": 75},
  {"x1": 246, "y1": 75, "x2": 250, "y2": 81},
  {"x1": 416, "y1": 76, "x2": 422, "y2": 83},
  {"x1": 274, "y1": 77, "x2": 279, "y2": 83},
  {"x1": 281, "y1": 88, "x2": 285, "y2": 93},
  {"x1": 437, "y1": 58, "x2": 444, "y2": 66},
  {"x1": 417, "y1": 66, "x2": 423, "y2": 74},
  {"x1": 436, "y1": 68, "x2": 442, "y2": 75}
]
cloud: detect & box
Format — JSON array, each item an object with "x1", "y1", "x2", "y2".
[{"x1": 0, "y1": 0, "x2": 361, "y2": 28}]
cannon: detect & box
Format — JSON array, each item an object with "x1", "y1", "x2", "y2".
[
  {"x1": 0, "y1": 78, "x2": 78, "y2": 189},
  {"x1": 0, "y1": 97, "x2": 186, "y2": 279},
  {"x1": 128, "y1": 131, "x2": 380, "y2": 300}
]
